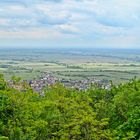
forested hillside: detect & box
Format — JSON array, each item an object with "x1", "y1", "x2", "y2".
[{"x1": 0, "y1": 74, "x2": 140, "y2": 140}]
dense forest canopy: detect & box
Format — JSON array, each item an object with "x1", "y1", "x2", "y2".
[{"x1": 0, "y1": 74, "x2": 140, "y2": 140}]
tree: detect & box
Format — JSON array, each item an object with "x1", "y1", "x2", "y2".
[{"x1": 0, "y1": 74, "x2": 140, "y2": 139}]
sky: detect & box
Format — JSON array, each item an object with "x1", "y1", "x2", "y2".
[{"x1": 0, "y1": 0, "x2": 140, "y2": 48}]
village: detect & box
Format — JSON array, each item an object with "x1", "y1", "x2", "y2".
[
  {"x1": 28, "y1": 72, "x2": 111, "y2": 93},
  {"x1": 7, "y1": 72, "x2": 111, "y2": 94}
]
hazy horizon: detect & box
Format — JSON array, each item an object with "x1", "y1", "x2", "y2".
[{"x1": 0, "y1": 46, "x2": 140, "y2": 50}]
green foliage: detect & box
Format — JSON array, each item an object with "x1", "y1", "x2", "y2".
[
  {"x1": 11, "y1": 76, "x2": 21, "y2": 84},
  {"x1": 0, "y1": 74, "x2": 140, "y2": 139},
  {"x1": 0, "y1": 136, "x2": 9, "y2": 140},
  {"x1": 0, "y1": 74, "x2": 7, "y2": 90}
]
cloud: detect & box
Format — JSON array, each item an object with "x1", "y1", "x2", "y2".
[
  {"x1": 0, "y1": 0, "x2": 140, "y2": 48},
  {"x1": 56, "y1": 24, "x2": 80, "y2": 34}
]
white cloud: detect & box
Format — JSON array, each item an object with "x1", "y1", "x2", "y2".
[{"x1": 0, "y1": 0, "x2": 140, "y2": 47}]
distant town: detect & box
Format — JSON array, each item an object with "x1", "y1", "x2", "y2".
[
  {"x1": 27, "y1": 72, "x2": 111, "y2": 93},
  {"x1": 8, "y1": 72, "x2": 111, "y2": 94},
  {"x1": 8, "y1": 73, "x2": 111, "y2": 94}
]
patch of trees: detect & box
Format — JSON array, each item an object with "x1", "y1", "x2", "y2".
[
  {"x1": 0, "y1": 74, "x2": 140, "y2": 139},
  {"x1": 0, "y1": 65, "x2": 10, "y2": 68},
  {"x1": 67, "y1": 65, "x2": 83, "y2": 69}
]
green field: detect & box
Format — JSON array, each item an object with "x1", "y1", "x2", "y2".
[{"x1": 0, "y1": 48, "x2": 140, "y2": 84}]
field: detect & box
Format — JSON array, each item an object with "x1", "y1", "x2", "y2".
[{"x1": 0, "y1": 48, "x2": 140, "y2": 84}]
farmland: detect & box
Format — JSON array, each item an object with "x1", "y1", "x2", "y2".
[{"x1": 0, "y1": 48, "x2": 140, "y2": 84}]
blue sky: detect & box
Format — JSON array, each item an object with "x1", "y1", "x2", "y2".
[{"x1": 0, "y1": 0, "x2": 140, "y2": 48}]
